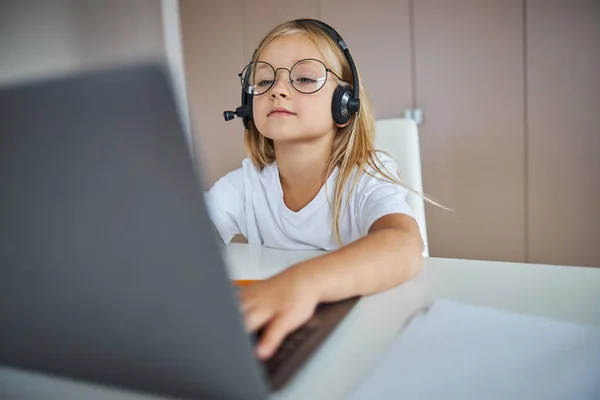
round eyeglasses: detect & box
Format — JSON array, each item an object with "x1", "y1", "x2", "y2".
[{"x1": 238, "y1": 58, "x2": 343, "y2": 96}]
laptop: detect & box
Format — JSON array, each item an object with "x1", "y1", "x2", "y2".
[{"x1": 0, "y1": 64, "x2": 358, "y2": 400}]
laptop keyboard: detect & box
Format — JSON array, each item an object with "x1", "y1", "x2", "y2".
[
  {"x1": 264, "y1": 323, "x2": 318, "y2": 376},
  {"x1": 251, "y1": 297, "x2": 360, "y2": 391}
]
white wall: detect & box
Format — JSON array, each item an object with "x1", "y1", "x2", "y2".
[
  {"x1": 0, "y1": 0, "x2": 165, "y2": 86},
  {"x1": 161, "y1": 0, "x2": 192, "y2": 148}
]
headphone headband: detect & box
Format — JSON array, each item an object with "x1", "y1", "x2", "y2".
[{"x1": 293, "y1": 19, "x2": 360, "y2": 105}]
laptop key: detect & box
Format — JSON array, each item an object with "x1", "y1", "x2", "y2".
[
  {"x1": 264, "y1": 324, "x2": 317, "y2": 374},
  {"x1": 261, "y1": 297, "x2": 360, "y2": 390}
]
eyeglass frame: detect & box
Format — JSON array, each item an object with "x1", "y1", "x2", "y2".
[{"x1": 238, "y1": 58, "x2": 347, "y2": 96}]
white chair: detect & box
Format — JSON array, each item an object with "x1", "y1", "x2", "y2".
[{"x1": 374, "y1": 118, "x2": 429, "y2": 256}]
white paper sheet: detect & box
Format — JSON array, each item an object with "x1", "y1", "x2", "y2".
[{"x1": 347, "y1": 300, "x2": 600, "y2": 400}]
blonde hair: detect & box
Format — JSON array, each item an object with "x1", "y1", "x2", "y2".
[{"x1": 244, "y1": 19, "x2": 442, "y2": 245}]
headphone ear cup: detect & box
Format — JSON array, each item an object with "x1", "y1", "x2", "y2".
[
  {"x1": 241, "y1": 90, "x2": 254, "y2": 129},
  {"x1": 246, "y1": 93, "x2": 253, "y2": 122},
  {"x1": 331, "y1": 85, "x2": 352, "y2": 125}
]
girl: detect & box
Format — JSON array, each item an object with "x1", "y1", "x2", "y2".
[{"x1": 205, "y1": 19, "x2": 424, "y2": 360}]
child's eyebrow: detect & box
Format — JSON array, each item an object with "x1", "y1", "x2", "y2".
[{"x1": 254, "y1": 58, "x2": 327, "y2": 67}]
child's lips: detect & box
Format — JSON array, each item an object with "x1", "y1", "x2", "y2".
[
  {"x1": 268, "y1": 107, "x2": 296, "y2": 117},
  {"x1": 268, "y1": 111, "x2": 296, "y2": 117}
]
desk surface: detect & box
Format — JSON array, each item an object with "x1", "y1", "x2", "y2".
[
  {"x1": 2, "y1": 244, "x2": 599, "y2": 400},
  {"x1": 223, "y1": 244, "x2": 600, "y2": 328},
  {"x1": 224, "y1": 244, "x2": 600, "y2": 400}
]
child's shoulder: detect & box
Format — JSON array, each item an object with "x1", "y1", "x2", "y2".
[
  {"x1": 359, "y1": 151, "x2": 401, "y2": 182},
  {"x1": 346, "y1": 151, "x2": 405, "y2": 197},
  {"x1": 222, "y1": 158, "x2": 275, "y2": 177},
  {"x1": 216, "y1": 157, "x2": 276, "y2": 190},
  {"x1": 241, "y1": 157, "x2": 278, "y2": 179}
]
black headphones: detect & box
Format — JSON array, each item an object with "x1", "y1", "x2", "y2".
[{"x1": 223, "y1": 19, "x2": 360, "y2": 129}]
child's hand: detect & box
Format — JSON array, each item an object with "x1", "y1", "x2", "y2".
[{"x1": 238, "y1": 268, "x2": 320, "y2": 360}]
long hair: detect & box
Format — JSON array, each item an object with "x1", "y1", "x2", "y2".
[{"x1": 244, "y1": 19, "x2": 442, "y2": 245}]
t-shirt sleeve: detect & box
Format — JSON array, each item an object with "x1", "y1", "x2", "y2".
[
  {"x1": 203, "y1": 168, "x2": 245, "y2": 245},
  {"x1": 356, "y1": 155, "x2": 418, "y2": 236}
]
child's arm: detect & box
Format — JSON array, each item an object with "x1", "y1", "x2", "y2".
[
  {"x1": 294, "y1": 213, "x2": 423, "y2": 301},
  {"x1": 239, "y1": 213, "x2": 422, "y2": 359}
]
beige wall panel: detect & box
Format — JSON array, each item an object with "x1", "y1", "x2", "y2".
[
  {"x1": 180, "y1": 0, "x2": 246, "y2": 186},
  {"x1": 527, "y1": 0, "x2": 600, "y2": 267},
  {"x1": 321, "y1": 0, "x2": 413, "y2": 120},
  {"x1": 414, "y1": 0, "x2": 526, "y2": 262}
]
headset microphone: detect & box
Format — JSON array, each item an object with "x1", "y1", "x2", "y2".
[
  {"x1": 223, "y1": 101, "x2": 251, "y2": 128},
  {"x1": 223, "y1": 110, "x2": 235, "y2": 121},
  {"x1": 223, "y1": 106, "x2": 247, "y2": 122}
]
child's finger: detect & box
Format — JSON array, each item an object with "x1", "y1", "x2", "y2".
[
  {"x1": 244, "y1": 306, "x2": 273, "y2": 333},
  {"x1": 256, "y1": 314, "x2": 298, "y2": 360},
  {"x1": 237, "y1": 286, "x2": 259, "y2": 311}
]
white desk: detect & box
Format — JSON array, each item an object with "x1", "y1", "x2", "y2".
[
  {"x1": 2, "y1": 244, "x2": 599, "y2": 400},
  {"x1": 224, "y1": 244, "x2": 600, "y2": 400}
]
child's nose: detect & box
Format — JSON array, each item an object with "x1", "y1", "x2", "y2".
[{"x1": 270, "y1": 70, "x2": 292, "y2": 98}]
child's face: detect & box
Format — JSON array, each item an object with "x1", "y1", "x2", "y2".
[{"x1": 252, "y1": 34, "x2": 339, "y2": 143}]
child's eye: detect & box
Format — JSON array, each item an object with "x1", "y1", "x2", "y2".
[
  {"x1": 296, "y1": 77, "x2": 317, "y2": 84},
  {"x1": 257, "y1": 80, "x2": 274, "y2": 87}
]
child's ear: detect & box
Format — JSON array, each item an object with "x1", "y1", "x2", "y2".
[{"x1": 335, "y1": 118, "x2": 352, "y2": 129}]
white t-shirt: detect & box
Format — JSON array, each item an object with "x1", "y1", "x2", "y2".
[{"x1": 204, "y1": 152, "x2": 419, "y2": 251}]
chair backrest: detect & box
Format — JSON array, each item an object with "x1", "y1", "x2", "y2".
[{"x1": 374, "y1": 118, "x2": 429, "y2": 256}]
